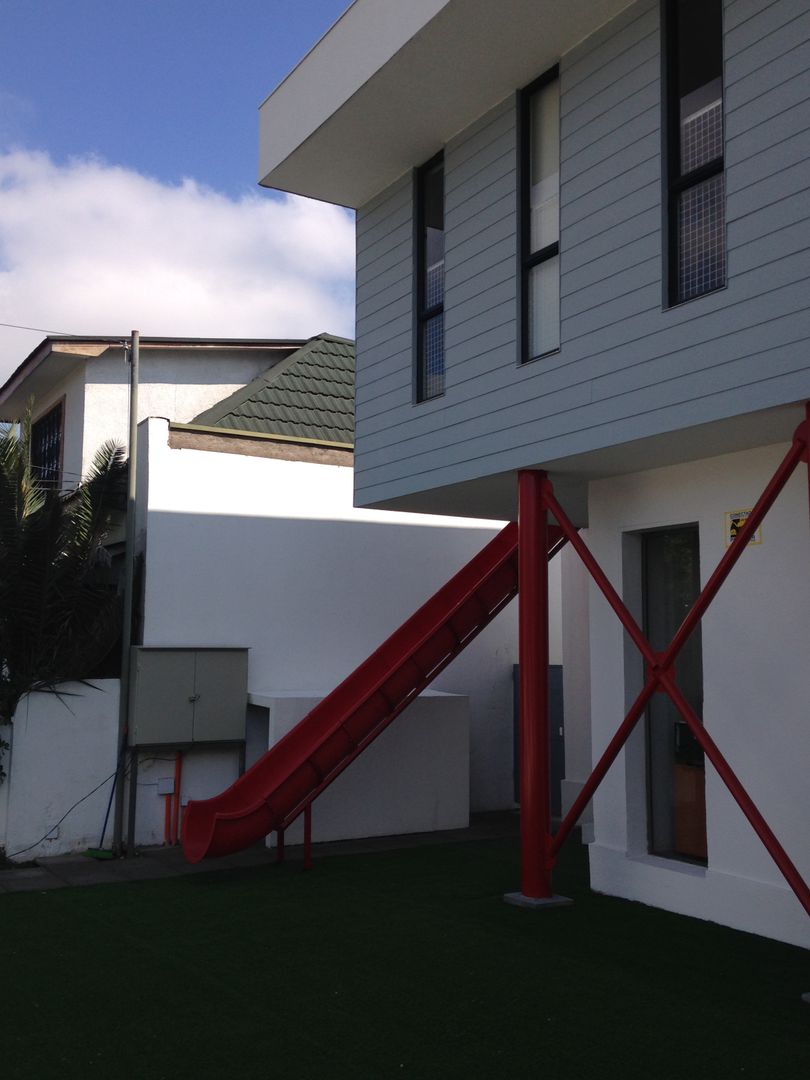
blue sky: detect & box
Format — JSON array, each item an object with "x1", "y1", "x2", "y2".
[
  {"x1": 1, "y1": 0, "x2": 349, "y2": 196},
  {"x1": 0, "y1": 1, "x2": 355, "y2": 380}
]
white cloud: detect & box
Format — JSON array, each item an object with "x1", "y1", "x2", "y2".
[{"x1": 0, "y1": 149, "x2": 355, "y2": 382}]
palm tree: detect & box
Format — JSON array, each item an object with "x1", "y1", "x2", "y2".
[{"x1": 0, "y1": 411, "x2": 126, "y2": 726}]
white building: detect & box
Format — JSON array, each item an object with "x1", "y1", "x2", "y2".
[
  {"x1": 0, "y1": 333, "x2": 548, "y2": 859},
  {"x1": 256, "y1": 0, "x2": 810, "y2": 948}
]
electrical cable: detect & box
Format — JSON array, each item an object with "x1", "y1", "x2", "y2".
[
  {"x1": 0, "y1": 320, "x2": 131, "y2": 342},
  {"x1": 6, "y1": 769, "x2": 119, "y2": 858},
  {"x1": 4, "y1": 754, "x2": 180, "y2": 859},
  {"x1": 0, "y1": 320, "x2": 77, "y2": 335}
]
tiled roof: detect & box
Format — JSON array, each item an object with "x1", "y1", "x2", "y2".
[{"x1": 192, "y1": 334, "x2": 355, "y2": 445}]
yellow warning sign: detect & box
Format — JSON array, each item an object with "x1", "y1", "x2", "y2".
[{"x1": 725, "y1": 509, "x2": 762, "y2": 547}]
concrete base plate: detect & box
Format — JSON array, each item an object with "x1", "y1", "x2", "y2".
[{"x1": 503, "y1": 891, "x2": 573, "y2": 910}]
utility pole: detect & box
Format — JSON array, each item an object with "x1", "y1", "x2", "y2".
[{"x1": 112, "y1": 330, "x2": 139, "y2": 855}]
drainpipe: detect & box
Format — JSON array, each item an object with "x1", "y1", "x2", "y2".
[{"x1": 112, "y1": 330, "x2": 139, "y2": 856}]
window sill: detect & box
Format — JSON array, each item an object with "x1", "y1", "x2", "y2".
[
  {"x1": 521, "y1": 347, "x2": 561, "y2": 367},
  {"x1": 664, "y1": 281, "x2": 728, "y2": 310},
  {"x1": 414, "y1": 390, "x2": 445, "y2": 407}
]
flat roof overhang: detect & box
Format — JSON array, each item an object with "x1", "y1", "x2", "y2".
[{"x1": 259, "y1": 0, "x2": 634, "y2": 208}]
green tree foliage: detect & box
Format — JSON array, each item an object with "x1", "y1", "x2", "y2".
[{"x1": 0, "y1": 412, "x2": 126, "y2": 727}]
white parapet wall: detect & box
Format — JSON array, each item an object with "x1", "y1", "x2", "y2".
[
  {"x1": 586, "y1": 442, "x2": 810, "y2": 949},
  {"x1": 249, "y1": 689, "x2": 470, "y2": 846},
  {"x1": 3, "y1": 682, "x2": 119, "y2": 860}
]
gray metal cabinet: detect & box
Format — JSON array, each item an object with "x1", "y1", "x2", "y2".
[{"x1": 130, "y1": 647, "x2": 248, "y2": 746}]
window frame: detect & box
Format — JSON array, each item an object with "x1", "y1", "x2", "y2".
[
  {"x1": 30, "y1": 398, "x2": 65, "y2": 489},
  {"x1": 518, "y1": 63, "x2": 561, "y2": 365},
  {"x1": 662, "y1": 0, "x2": 726, "y2": 307},
  {"x1": 414, "y1": 150, "x2": 445, "y2": 403}
]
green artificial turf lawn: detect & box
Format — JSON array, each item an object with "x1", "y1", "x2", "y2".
[{"x1": 2, "y1": 837, "x2": 808, "y2": 1080}]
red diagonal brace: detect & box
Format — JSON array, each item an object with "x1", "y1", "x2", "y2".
[
  {"x1": 545, "y1": 424, "x2": 810, "y2": 920},
  {"x1": 657, "y1": 667, "x2": 810, "y2": 918}
]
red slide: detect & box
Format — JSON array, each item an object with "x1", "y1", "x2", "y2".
[{"x1": 183, "y1": 521, "x2": 563, "y2": 862}]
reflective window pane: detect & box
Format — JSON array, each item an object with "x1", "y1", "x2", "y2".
[
  {"x1": 422, "y1": 313, "x2": 445, "y2": 399},
  {"x1": 678, "y1": 172, "x2": 726, "y2": 301},
  {"x1": 425, "y1": 227, "x2": 444, "y2": 310},
  {"x1": 669, "y1": 0, "x2": 725, "y2": 304},
  {"x1": 528, "y1": 256, "x2": 560, "y2": 358},
  {"x1": 529, "y1": 80, "x2": 559, "y2": 253},
  {"x1": 417, "y1": 157, "x2": 444, "y2": 401},
  {"x1": 680, "y1": 77, "x2": 723, "y2": 174}
]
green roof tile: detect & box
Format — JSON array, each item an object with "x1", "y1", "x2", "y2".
[{"x1": 192, "y1": 334, "x2": 355, "y2": 445}]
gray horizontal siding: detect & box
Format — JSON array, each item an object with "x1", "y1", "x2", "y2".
[
  {"x1": 562, "y1": 230, "x2": 660, "y2": 298},
  {"x1": 725, "y1": 0, "x2": 806, "y2": 52},
  {"x1": 442, "y1": 95, "x2": 518, "y2": 409},
  {"x1": 355, "y1": 171, "x2": 413, "y2": 430},
  {"x1": 726, "y1": 9, "x2": 810, "y2": 93},
  {"x1": 355, "y1": 254, "x2": 411, "y2": 317},
  {"x1": 352, "y1": 0, "x2": 810, "y2": 508}
]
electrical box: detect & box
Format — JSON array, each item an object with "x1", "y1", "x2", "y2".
[{"x1": 129, "y1": 647, "x2": 248, "y2": 746}]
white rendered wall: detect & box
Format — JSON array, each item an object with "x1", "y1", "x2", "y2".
[
  {"x1": 251, "y1": 690, "x2": 469, "y2": 846},
  {"x1": 139, "y1": 418, "x2": 528, "y2": 812},
  {"x1": 0, "y1": 681, "x2": 243, "y2": 858},
  {"x1": 4, "y1": 682, "x2": 119, "y2": 860},
  {"x1": 79, "y1": 350, "x2": 274, "y2": 477},
  {"x1": 586, "y1": 443, "x2": 810, "y2": 948},
  {"x1": 560, "y1": 537, "x2": 592, "y2": 834},
  {"x1": 131, "y1": 747, "x2": 243, "y2": 848}
]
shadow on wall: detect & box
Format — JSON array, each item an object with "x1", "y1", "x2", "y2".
[{"x1": 141, "y1": 511, "x2": 522, "y2": 811}]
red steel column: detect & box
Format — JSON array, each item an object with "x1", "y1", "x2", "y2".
[{"x1": 517, "y1": 470, "x2": 552, "y2": 899}]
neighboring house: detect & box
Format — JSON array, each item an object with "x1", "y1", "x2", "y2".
[
  {"x1": 0, "y1": 333, "x2": 552, "y2": 857},
  {"x1": 0, "y1": 335, "x2": 306, "y2": 488},
  {"x1": 256, "y1": 0, "x2": 810, "y2": 948}
]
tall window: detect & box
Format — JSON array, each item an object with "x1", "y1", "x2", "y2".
[
  {"x1": 665, "y1": 0, "x2": 726, "y2": 304},
  {"x1": 31, "y1": 401, "x2": 64, "y2": 488},
  {"x1": 520, "y1": 66, "x2": 560, "y2": 362},
  {"x1": 415, "y1": 153, "x2": 445, "y2": 401}
]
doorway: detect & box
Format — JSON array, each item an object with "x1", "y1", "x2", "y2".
[{"x1": 642, "y1": 526, "x2": 707, "y2": 862}]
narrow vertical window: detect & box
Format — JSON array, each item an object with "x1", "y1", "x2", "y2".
[
  {"x1": 665, "y1": 0, "x2": 725, "y2": 304},
  {"x1": 520, "y1": 67, "x2": 560, "y2": 362},
  {"x1": 31, "y1": 400, "x2": 64, "y2": 488},
  {"x1": 415, "y1": 153, "x2": 444, "y2": 401}
]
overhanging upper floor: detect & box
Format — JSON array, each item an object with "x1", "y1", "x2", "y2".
[
  {"x1": 258, "y1": 0, "x2": 634, "y2": 207},
  {"x1": 259, "y1": 0, "x2": 810, "y2": 528}
]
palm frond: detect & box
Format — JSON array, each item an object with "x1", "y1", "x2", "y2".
[{"x1": 0, "y1": 419, "x2": 126, "y2": 725}]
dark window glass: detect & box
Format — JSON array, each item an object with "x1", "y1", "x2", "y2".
[
  {"x1": 643, "y1": 526, "x2": 706, "y2": 863},
  {"x1": 416, "y1": 155, "x2": 444, "y2": 401},
  {"x1": 678, "y1": 172, "x2": 726, "y2": 300},
  {"x1": 666, "y1": 0, "x2": 725, "y2": 304},
  {"x1": 31, "y1": 401, "x2": 63, "y2": 487},
  {"x1": 520, "y1": 67, "x2": 560, "y2": 362}
]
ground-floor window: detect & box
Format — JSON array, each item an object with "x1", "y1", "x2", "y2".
[{"x1": 642, "y1": 525, "x2": 707, "y2": 863}]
